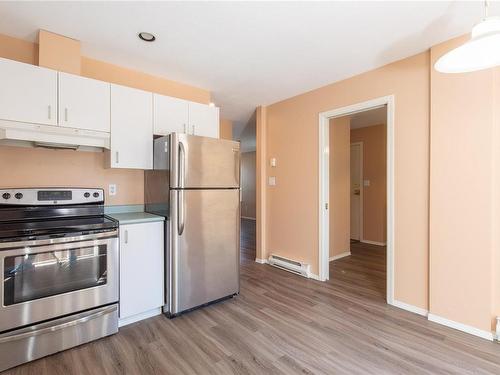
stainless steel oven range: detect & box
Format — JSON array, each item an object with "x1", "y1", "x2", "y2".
[{"x1": 0, "y1": 188, "x2": 119, "y2": 372}]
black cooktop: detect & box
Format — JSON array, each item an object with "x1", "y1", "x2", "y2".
[{"x1": 0, "y1": 215, "x2": 118, "y2": 243}]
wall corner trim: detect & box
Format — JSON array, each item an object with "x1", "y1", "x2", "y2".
[
  {"x1": 391, "y1": 300, "x2": 429, "y2": 317},
  {"x1": 427, "y1": 313, "x2": 494, "y2": 341},
  {"x1": 329, "y1": 251, "x2": 351, "y2": 262},
  {"x1": 255, "y1": 258, "x2": 268, "y2": 264}
]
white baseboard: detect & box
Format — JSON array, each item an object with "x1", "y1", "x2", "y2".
[
  {"x1": 307, "y1": 272, "x2": 321, "y2": 281},
  {"x1": 241, "y1": 216, "x2": 256, "y2": 221},
  {"x1": 391, "y1": 299, "x2": 428, "y2": 317},
  {"x1": 329, "y1": 251, "x2": 351, "y2": 261},
  {"x1": 255, "y1": 258, "x2": 268, "y2": 264},
  {"x1": 360, "y1": 239, "x2": 386, "y2": 246},
  {"x1": 427, "y1": 313, "x2": 494, "y2": 341},
  {"x1": 119, "y1": 308, "x2": 162, "y2": 328}
]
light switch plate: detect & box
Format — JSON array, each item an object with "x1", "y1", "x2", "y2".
[
  {"x1": 269, "y1": 176, "x2": 276, "y2": 186},
  {"x1": 363, "y1": 180, "x2": 370, "y2": 187},
  {"x1": 109, "y1": 184, "x2": 117, "y2": 196},
  {"x1": 270, "y1": 158, "x2": 277, "y2": 167}
]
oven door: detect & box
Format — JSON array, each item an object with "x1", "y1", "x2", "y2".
[{"x1": 0, "y1": 231, "x2": 118, "y2": 333}]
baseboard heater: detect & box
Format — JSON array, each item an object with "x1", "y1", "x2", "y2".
[{"x1": 268, "y1": 254, "x2": 310, "y2": 277}]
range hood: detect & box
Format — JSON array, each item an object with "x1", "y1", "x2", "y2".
[{"x1": 0, "y1": 120, "x2": 110, "y2": 150}]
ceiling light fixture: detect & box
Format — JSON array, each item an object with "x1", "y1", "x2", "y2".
[
  {"x1": 435, "y1": 1, "x2": 500, "y2": 73},
  {"x1": 138, "y1": 32, "x2": 156, "y2": 42}
]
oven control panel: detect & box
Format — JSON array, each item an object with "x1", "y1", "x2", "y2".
[{"x1": 0, "y1": 188, "x2": 104, "y2": 205}]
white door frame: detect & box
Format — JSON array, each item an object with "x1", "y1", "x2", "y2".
[
  {"x1": 318, "y1": 95, "x2": 395, "y2": 305},
  {"x1": 350, "y1": 141, "x2": 364, "y2": 242}
]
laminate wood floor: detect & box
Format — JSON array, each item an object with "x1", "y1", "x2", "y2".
[{"x1": 5, "y1": 219, "x2": 500, "y2": 374}]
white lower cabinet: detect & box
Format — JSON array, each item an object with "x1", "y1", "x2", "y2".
[{"x1": 119, "y1": 221, "x2": 164, "y2": 326}]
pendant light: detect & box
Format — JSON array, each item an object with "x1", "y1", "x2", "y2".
[{"x1": 434, "y1": 1, "x2": 500, "y2": 73}]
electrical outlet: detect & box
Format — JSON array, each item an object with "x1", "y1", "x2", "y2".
[{"x1": 109, "y1": 184, "x2": 117, "y2": 196}]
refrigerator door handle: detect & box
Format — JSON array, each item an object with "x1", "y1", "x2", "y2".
[
  {"x1": 178, "y1": 141, "x2": 186, "y2": 188},
  {"x1": 178, "y1": 190, "x2": 185, "y2": 236}
]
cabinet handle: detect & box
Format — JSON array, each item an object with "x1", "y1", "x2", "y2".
[
  {"x1": 124, "y1": 230, "x2": 128, "y2": 244},
  {"x1": 115, "y1": 151, "x2": 119, "y2": 164},
  {"x1": 48, "y1": 105, "x2": 52, "y2": 119},
  {"x1": 64, "y1": 108, "x2": 68, "y2": 122},
  {"x1": 183, "y1": 123, "x2": 186, "y2": 133},
  {"x1": 192, "y1": 124, "x2": 195, "y2": 135}
]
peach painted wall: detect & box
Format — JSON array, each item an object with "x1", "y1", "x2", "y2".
[
  {"x1": 430, "y1": 35, "x2": 498, "y2": 332},
  {"x1": 329, "y1": 117, "x2": 350, "y2": 258},
  {"x1": 0, "y1": 32, "x2": 211, "y2": 206},
  {"x1": 241, "y1": 151, "x2": 256, "y2": 219},
  {"x1": 220, "y1": 119, "x2": 233, "y2": 140},
  {"x1": 265, "y1": 52, "x2": 430, "y2": 309},
  {"x1": 351, "y1": 124, "x2": 387, "y2": 244},
  {"x1": 0, "y1": 146, "x2": 143, "y2": 205},
  {"x1": 38, "y1": 30, "x2": 81, "y2": 74}
]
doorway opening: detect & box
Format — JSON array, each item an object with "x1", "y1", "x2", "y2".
[
  {"x1": 328, "y1": 107, "x2": 387, "y2": 301},
  {"x1": 318, "y1": 96, "x2": 394, "y2": 305}
]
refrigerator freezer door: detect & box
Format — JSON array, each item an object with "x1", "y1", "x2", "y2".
[
  {"x1": 169, "y1": 189, "x2": 239, "y2": 314},
  {"x1": 170, "y1": 133, "x2": 240, "y2": 189}
]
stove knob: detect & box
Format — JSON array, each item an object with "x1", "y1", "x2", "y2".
[
  {"x1": 84, "y1": 192, "x2": 90, "y2": 198},
  {"x1": 93, "y1": 192, "x2": 99, "y2": 198},
  {"x1": 2, "y1": 193, "x2": 11, "y2": 200},
  {"x1": 15, "y1": 193, "x2": 23, "y2": 200}
]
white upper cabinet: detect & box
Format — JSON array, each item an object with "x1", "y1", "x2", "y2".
[
  {"x1": 153, "y1": 94, "x2": 189, "y2": 135},
  {"x1": 188, "y1": 101, "x2": 220, "y2": 138},
  {"x1": 58, "y1": 72, "x2": 110, "y2": 132},
  {"x1": 109, "y1": 84, "x2": 153, "y2": 169},
  {"x1": 0, "y1": 57, "x2": 57, "y2": 126}
]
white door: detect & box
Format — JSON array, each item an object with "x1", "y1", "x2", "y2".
[
  {"x1": 153, "y1": 94, "x2": 189, "y2": 135},
  {"x1": 119, "y1": 222, "x2": 164, "y2": 321},
  {"x1": 109, "y1": 84, "x2": 153, "y2": 169},
  {"x1": 188, "y1": 102, "x2": 219, "y2": 138},
  {"x1": 58, "y1": 72, "x2": 110, "y2": 132},
  {"x1": 0, "y1": 57, "x2": 57, "y2": 126},
  {"x1": 350, "y1": 143, "x2": 363, "y2": 240}
]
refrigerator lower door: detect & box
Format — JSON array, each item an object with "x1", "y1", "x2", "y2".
[{"x1": 169, "y1": 189, "x2": 240, "y2": 315}]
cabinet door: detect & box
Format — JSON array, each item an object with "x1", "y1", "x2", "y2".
[
  {"x1": 110, "y1": 84, "x2": 153, "y2": 169},
  {"x1": 188, "y1": 102, "x2": 220, "y2": 138},
  {"x1": 0, "y1": 57, "x2": 57, "y2": 126},
  {"x1": 58, "y1": 72, "x2": 110, "y2": 132},
  {"x1": 119, "y1": 222, "x2": 164, "y2": 320},
  {"x1": 153, "y1": 94, "x2": 189, "y2": 136}
]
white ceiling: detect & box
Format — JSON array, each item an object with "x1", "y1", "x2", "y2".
[
  {"x1": 0, "y1": 1, "x2": 494, "y2": 137},
  {"x1": 350, "y1": 106, "x2": 387, "y2": 129}
]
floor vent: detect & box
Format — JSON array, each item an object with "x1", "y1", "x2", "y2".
[{"x1": 268, "y1": 254, "x2": 310, "y2": 277}]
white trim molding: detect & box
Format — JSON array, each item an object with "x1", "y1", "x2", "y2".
[
  {"x1": 428, "y1": 313, "x2": 494, "y2": 341},
  {"x1": 360, "y1": 239, "x2": 387, "y2": 247},
  {"x1": 118, "y1": 308, "x2": 161, "y2": 327},
  {"x1": 308, "y1": 273, "x2": 321, "y2": 281},
  {"x1": 241, "y1": 216, "x2": 256, "y2": 221},
  {"x1": 392, "y1": 300, "x2": 428, "y2": 317},
  {"x1": 318, "y1": 95, "x2": 395, "y2": 306},
  {"x1": 329, "y1": 251, "x2": 351, "y2": 261},
  {"x1": 255, "y1": 258, "x2": 268, "y2": 264}
]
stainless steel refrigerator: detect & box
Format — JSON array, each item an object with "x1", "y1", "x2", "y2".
[{"x1": 145, "y1": 133, "x2": 240, "y2": 316}]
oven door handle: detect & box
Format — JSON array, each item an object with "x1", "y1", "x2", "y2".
[{"x1": 0, "y1": 304, "x2": 117, "y2": 344}]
